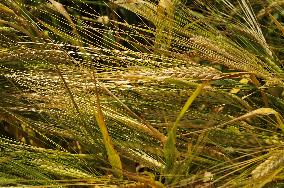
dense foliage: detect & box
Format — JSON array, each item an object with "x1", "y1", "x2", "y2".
[{"x1": 0, "y1": 0, "x2": 284, "y2": 187}]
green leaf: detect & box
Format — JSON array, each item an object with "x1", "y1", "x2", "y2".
[{"x1": 163, "y1": 81, "x2": 208, "y2": 176}]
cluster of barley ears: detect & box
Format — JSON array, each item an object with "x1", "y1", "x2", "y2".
[{"x1": 0, "y1": 0, "x2": 283, "y2": 187}]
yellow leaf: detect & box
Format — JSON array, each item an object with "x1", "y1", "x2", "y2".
[
  {"x1": 230, "y1": 88, "x2": 240, "y2": 94},
  {"x1": 94, "y1": 79, "x2": 123, "y2": 178}
]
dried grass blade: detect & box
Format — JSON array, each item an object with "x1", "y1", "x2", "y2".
[
  {"x1": 93, "y1": 76, "x2": 123, "y2": 178},
  {"x1": 49, "y1": 0, "x2": 76, "y2": 33},
  {"x1": 250, "y1": 74, "x2": 269, "y2": 107},
  {"x1": 48, "y1": 0, "x2": 83, "y2": 48},
  {"x1": 269, "y1": 13, "x2": 284, "y2": 37},
  {"x1": 188, "y1": 108, "x2": 284, "y2": 136},
  {"x1": 222, "y1": 108, "x2": 284, "y2": 131}
]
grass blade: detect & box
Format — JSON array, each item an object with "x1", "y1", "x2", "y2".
[
  {"x1": 163, "y1": 81, "x2": 208, "y2": 177},
  {"x1": 93, "y1": 75, "x2": 123, "y2": 178}
]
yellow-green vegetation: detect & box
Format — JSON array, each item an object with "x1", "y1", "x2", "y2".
[{"x1": 0, "y1": 0, "x2": 284, "y2": 187}]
